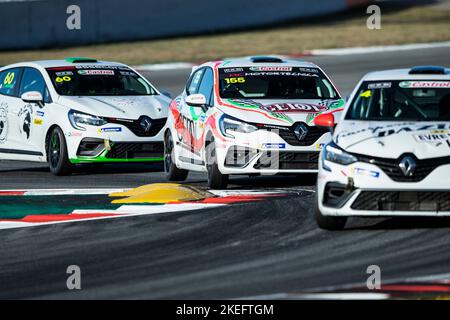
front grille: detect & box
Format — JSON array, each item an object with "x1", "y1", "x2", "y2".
[
  {"x1": 357, "y1": 154, "x2": 450, "y2": 182},
  {"x1": 106, "y1": 142, "x2": 164, "y2": 159},
  {"x1": 267, "y1": 122, "x2": 328, "y2": 146},
  {"x1": 107, "y1": 117, "x2": 166, "y2": 137},
  {"x1": 351, "y1": 191, "x2": 450, "y2": 211},
  {"x1": 254, "y1": 151, "x2": 319, "y2": 170}
]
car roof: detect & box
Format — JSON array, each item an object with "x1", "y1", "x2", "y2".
[
  {"x1": 0, "y1": 59, "x2": 127, "y2": 70},
  {"x1": 363, "y1": 66, "x2": 450, "y2": 81},
  {"x1": 201, "y1": 56, "x2": 320, "y2": 69}
]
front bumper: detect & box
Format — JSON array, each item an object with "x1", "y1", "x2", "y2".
[
  {"x1": 317, "y1": 158, "x2": 450, "y2": 217},
  {"x1": 65, "y1": 121, "x2": 166, "y2": 164},
  {"x1": 215, "y1": 128, "x2": 331, "y2": 174},
  {"x1": 70, "y1": 139, "x2": 164, "y2": 163}
]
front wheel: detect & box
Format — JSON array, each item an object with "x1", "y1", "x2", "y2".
[
  {"x1": 47, "y1": 127, "x2": 73, "y2": 176},
  {"x1": 205, "y1": 139, "x2": 228, "y2": 189},
  {"x1": 314, "y1": 191, "x2": 347, "y2": 230},
  {"x1": 164, "y1": 131, "x2": 188, "y2": 181}
]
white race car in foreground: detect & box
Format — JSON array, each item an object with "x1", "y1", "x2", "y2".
[
  {"x1": 0, "y1": 58, "x2": 170, "y2": 175},
  {"x1": 165, "y1": 56, "x2": 343, "y2": 188},
  {"x1": 314, "y1": 66, "x2": 450, "y2": 230}
]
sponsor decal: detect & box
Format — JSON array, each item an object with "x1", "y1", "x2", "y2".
[
  {"x1": 316, "y1": 143, "x2": 325, "y2": 150},
  {"x1": 250, "y1": 66, "x2": 292, "y2": 72},
  {"x1": 222, "y1": 67, "x2": 244, "y2": 73},
  {"x1": 352, "y1": 167, "x2": 380, "y2": 178},
  {"x1": 414, "y1": 132, "x2": 450, "y2": 142},
  {"x1": 360, "y1": 90, "x2": 372, "y2": 98},
  {"x1": 119, "y1": 71, "x2": 136, "y2": 76},
  {"x1": 337, "y1": 123, "x2": 450, "y2": 140},
  {"x1": 0, "y1": 102, "x2": 8, "y2": 144},
  {"x1": 33, "y1": 119, "x2": 43, "y2": 126},
  {"x1": 261, "y1": 103, "x2": 328, "y2": 113},
  {"x1": 78, "y1": 70, "x2": 115, "y2": 76},
  {"x1": 105, "y1": 139, "x2": 111, "y2": 151},
  {"x1": 368, "y1": 82, "x2": 391, "y2": 89},
  {"x1": 36, "y1": 111, "x2": 45, "y2": 117},
  {"x1": 75, "y1": 65, "x2": 129, "y2": 70},
  {"x1": 262, "y1": 143, "x2": 286, "y2": 149},
  {"x1": 17, "y1": 105, "x2": 33, "y2": 140},
  {"x1": 99, "y1": 127, "x2": 122, "y2": 133},
  {"x1": 67, "y1": 131, "x2": 83, "y2": 137},
  {"x1": 399, "y1": 81, "x2": 450, "y2": 89},
  {"x1": 298, "y1": 67, "x2": 319, "y2": 73},
  {"x1": 55, "y1": 71, "x2": 73, "y2": 76}
]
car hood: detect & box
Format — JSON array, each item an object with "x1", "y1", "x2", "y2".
[
  {"x1": 217, "y1": 98, "x2": 344, "y2": 127},
  {"x1": 335, "y1": 121, "x2": 450, "y2": 159},
  {"x1": 58, "y1": 95, "x2": 171, "y2": 119}
]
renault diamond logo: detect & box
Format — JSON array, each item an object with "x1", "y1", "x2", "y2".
[
  {"x1": 399, "y1": 155, "x2": 416, "y2": 177},
  {"x1": 294, "y1": 123, "x2": 309, "y2": 141},
  {"x1": 139, "y1": 116, "x2": 152, "y2": 133}
]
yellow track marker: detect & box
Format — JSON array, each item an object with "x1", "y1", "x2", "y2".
[{"x1": 109, "y1": 183, "x2": 212, "y2": 204}]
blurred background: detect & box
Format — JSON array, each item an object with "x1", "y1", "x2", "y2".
[{"x1": 0, "y1": 0, "x2": 449, "y2": 66}]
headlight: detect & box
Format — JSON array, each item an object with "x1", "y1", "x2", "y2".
[
  {"x1": 322, "y1": 141, "x2": 357, "y2": 170},
  {"x1": 219, "y1": 115, "x2": 258, "y2": 138},
  {"x1": 68, "y1": 110, "x2": 107, "y2": 131}
]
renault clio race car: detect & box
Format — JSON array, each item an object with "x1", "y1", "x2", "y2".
[
  {"x1": 0, "y1": 58, "x2": 170, "y2": 175},
  {"x1": 165, "y1": 56, "x2": 344, "y2": 188},
  {"x1": 315, "y1": 66, "x2": 450, "y2": 230}
]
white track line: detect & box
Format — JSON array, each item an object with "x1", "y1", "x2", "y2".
[
  {"x1": 0, "y1": 188, "x2": 127, "y2": 196},
  {"x1": 238, "y1": 292, "x2": 389, "y2": 300},
  {"x1": 309, "y1": 41, "x2": 450, "y2": 56},
  {"x1": 134, "y1": 41, "x2": 450, "y2": 72}
]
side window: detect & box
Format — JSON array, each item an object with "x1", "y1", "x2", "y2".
[
  {"x1": 0, "y1": 68, "x2": 21, "y2": 97},
  {"x1": 186, "y1": 68, "x2": 204, "y2": 95},
  {"x1": 19, "y1": 68, "x2": 51, "y2": 103},
  {"x1": 197, "y1": 68, "x2": 214, "y2": 106}
]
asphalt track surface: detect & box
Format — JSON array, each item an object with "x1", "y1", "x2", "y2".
[{"x1": 0, "y1": 47, "x2": 450, "y2": 299}]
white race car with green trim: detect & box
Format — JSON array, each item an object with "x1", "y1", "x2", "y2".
[
  {"x1": 165, "y1": 56, "x2": 343, "y2": 188},
  {"x1": 0, "y1": 58, "x2": 170, "y2": 175}
]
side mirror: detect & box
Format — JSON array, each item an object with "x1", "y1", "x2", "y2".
[
  {"x1": 314, "y1": 113, "x2": 335, "y2": 133},
  {"x1": 185, "y1": 93, "x2": 206, "y2": 106},
  {"x1": 185, "y1": 94, "x2": 207, "y2": 112},
  {"x1": 21, "y1": 91, "x2": 44, "y2": 107}
]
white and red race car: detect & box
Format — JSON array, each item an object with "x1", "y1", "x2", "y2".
[{"x1": 164, "y1": 56, "x2": 344, "y2": 188}]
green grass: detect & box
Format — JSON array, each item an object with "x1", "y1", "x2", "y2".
[{"x1": 0, "y1": 6, "x2": 449, "y2": 66}]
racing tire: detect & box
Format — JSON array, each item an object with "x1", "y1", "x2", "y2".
[
  {"x1": 47, "y1": 127, "x2": 73, "y2": 176},
  {"x1": 205, "y1": 139, "x2": 228, "y2": 189},
  {"x1": 164, "y1": 131, "x2": 189, "y2": 181},
  {"x1": 314, "y1": 191, "x2": 347, "y2": 230}
]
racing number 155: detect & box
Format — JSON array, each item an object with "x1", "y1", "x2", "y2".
[{"x1": 224, "y1": 77, "x2": 245, "y2": 84}]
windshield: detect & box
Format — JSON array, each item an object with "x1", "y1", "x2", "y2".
[
  {"x1": 218, "y1": 66, "x2": 339, "y2": 99},
  {"x1": 46, "y1": 65, "x2": 157, "y2": 96},
  {"x1": 346, "y1": 80, "x2": 450, "y2": 121}
]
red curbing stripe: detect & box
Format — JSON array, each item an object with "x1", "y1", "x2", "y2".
[
  {"x1": 0, "y1": 191, "x2": 26, "y2": 196},
  {"x1": 198, "y1": 194, "x2": 286, "y2": 204},
  {"x1": 380, "y1": 284, "x2": 450, "y2": 293},
  {"x1": 13, "y1": 213, "x2": 122, "y2": 223}
]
